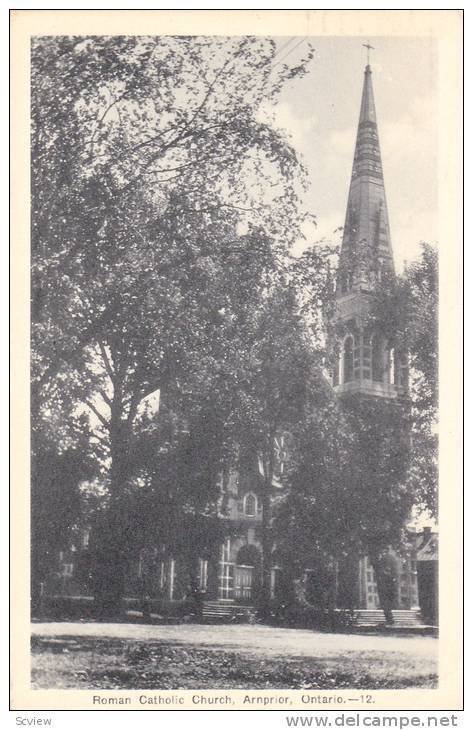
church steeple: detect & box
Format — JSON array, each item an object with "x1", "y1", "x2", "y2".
[
  {"x1": 332, "y1": 59, "x2": 408, "y2": 400},
  {"x1": 336, "y1": 63, "x2": 395, "y2": 296}
]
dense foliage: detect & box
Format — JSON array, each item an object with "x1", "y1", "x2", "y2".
[
  {"x1": 31, "y1": 35, "x2": 316, "y2": 611},
  {"x1": 371, "y1": 243, "x2": 439, "y2": 517}
]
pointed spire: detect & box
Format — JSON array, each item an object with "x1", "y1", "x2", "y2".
[
  {"x1": 358, "y1": 64, "x2": 377, "y2": 127},
  {"x1": 336, "y1": 62, "x2": 395, "y2": 296}
]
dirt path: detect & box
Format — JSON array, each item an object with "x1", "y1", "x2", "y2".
[{"x1": 32, "y1": 622, "x2": 437, "y2": 661}]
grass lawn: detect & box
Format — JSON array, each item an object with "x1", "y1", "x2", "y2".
[{"x1": 31, "y1": 629, "x2": 437, "y2": 690}]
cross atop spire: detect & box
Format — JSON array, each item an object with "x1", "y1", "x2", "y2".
[{"x1": 362, "y1": 41, "x2": 375, "y2": 66}]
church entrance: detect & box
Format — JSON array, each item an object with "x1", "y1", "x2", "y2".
[
  {"x1": 234, "y1": 565, "x2": 253, "y2": 602},
  {"x1": 234, "y1": 544, "x2": 260, "y2": 604}
]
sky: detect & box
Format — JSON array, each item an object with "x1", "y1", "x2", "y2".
[{"x1": 271, "y1": 36, "x2": 438, "y2": 269}]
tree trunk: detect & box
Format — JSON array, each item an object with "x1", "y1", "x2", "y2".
[
  {"x1": 92, "y1": 408, "x2": 131, "y2": 618},
  {"x1": 92, "y1": 505, "x2": 128, "y2": 618}
]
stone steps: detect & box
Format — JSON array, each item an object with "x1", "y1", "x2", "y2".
[
  {"x1": 355, "y1": 609, "x2": 423, "y2": 626},
  {"x1": 202, "y1": 601, "x2": 255, "y2": 621},
  {"x1": 201, "y1": 603, "x2": 423, "y2": 627}
]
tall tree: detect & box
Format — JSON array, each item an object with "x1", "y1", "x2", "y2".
[{"x1": 31, "y1": 36, "x2": 315, "y2": 612}]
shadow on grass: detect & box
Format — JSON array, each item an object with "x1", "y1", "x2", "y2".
[{"x1": 31, "y1": 635, "x2": 438, "y2": 691}]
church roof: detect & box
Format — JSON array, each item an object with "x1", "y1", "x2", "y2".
[{"x1": 337, "y1": 64, "x2": 395, "y2": 295}]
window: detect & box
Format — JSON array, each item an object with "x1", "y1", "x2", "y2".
[
  {"x1": 168, "y1": 559, "x2": 175, "y2": 600},
  {"x1": 371, "y1": 334, "x2": 385, "y2": 382},
  {"x1": 343, "y1": 336, "x2": 354, "y2": 383},
  {"x1": 388, "y1": 348, "x2": 395, "y2": 384},
  {"x1": 198, "y1": 559, "x2": 208, "y2": 591},
  {"x1": 243, "y1": 493, "x2": 257, "y2": 517},
  {"x1": 270, "y1": 567, "x2": 282, "y2": 600},
  {"x1": 273, "y1": 435, "x2": 287, "y2": 478},
  {"x1": 218, "y1": 539, "x2": 234, "y2": 599}
]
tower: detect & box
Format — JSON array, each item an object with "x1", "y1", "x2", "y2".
[
  {"x1": 332, "y1": 61, "x2": 408, "y2": 399},
  {"x1": 331, "y1": 58, "x2": 419, "y2": 616}
]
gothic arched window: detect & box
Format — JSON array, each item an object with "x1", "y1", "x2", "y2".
[
  {"x1": 343, "y1": 336, "x2": 354, "y2": 383},
  {"x1": 243, "y1": 493, "x2": 257, "y2": 517},
  {"x1": 273, "y1": 435, "x2": 287, "y2": 479}
]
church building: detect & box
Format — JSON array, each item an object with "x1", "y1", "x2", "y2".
[
  {"x1": 131, "y1": 59, "x2": 422, "y2": 621},
  {"x1": 180, "y1": 59, "x2": 421, "y2": 620},
  {"x1": 55, "y1": 60, "x2": 425, "y2": 624}
]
